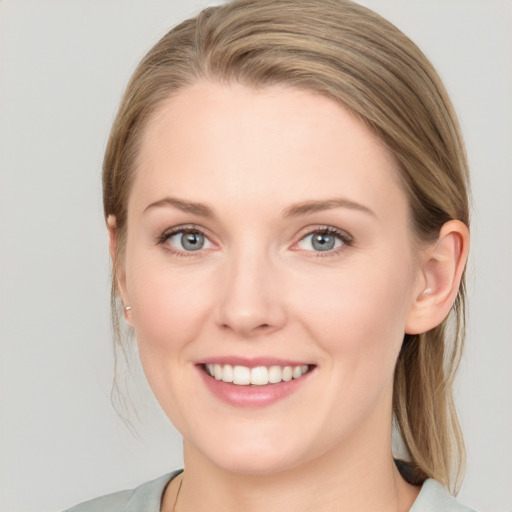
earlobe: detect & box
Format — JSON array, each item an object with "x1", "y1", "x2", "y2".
[
  {"x1": 107, "y1": 215, "x2": 133, "y2": 325},
  {"x1": 405, "y1": 220, "x2": 469, "y2": 335}
]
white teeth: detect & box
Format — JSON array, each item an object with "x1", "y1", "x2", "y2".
[
  {"x1": 250, "y1": 366, "x2": 269, "y2": 386},
  {"x1": 233, "y1": 365, "x2": 251, "y2": 385},
  {"x1": 205, "y1": 363, "x2": 309, "y2": 385},
  {"x1": 268, "y1": 365, "x2": 282, "y2": 384},
  {"x1": 292, "y1": 366, "x2": 303, "y2": 379},
  {"x1": 221, "y1": 364, "x2": 233, "y2": 383}
]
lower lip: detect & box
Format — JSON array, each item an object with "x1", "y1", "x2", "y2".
[{"x1": 197, "y1": 366, "x2": 312, "y2": 408}]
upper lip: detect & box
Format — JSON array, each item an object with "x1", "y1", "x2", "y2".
[{"x1": 195, "y1": 356, "x2": 313, "y2": 368}]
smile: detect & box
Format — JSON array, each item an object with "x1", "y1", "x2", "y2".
[{"x1": 204, "y1": 364, "x2": 310, "y2": 386}]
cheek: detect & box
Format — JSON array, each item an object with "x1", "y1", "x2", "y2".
[
  {"x1": 123, "y1": 253, "x2": 219, "y2": 426},
  {"x1": 124, "y1": 251, "x2": 216, "y2": 359},
  {"x1": 295, "y1": 252, "x2": 414, "y2": 373}
]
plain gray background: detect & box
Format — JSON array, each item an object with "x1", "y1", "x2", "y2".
[{"x1": 1, "y1": 1, "x2": 511, "y2": 511}]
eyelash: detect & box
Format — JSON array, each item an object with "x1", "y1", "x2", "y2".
[
  {"x1": 156, "y1": 225, "x2": 353, "y2": 257},
  {"x1": 294, "y1": 226, "x2": 353, "y2": 258},
  {"x1": 156, "y1": 225, "x2": 212, "y2": 258}
]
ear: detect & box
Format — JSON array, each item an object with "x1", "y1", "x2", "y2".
[
  {"x1": 405, "y1": 220, "x2": 469, "y2": 335},
  {"x1": 107, "y1": 215, "x2": 133, "y2": 325}
]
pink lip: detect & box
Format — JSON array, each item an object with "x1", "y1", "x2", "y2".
[
  {"x1": 196, "y1": 356, "x2": 311, "y2": 368},
  {"x1": 196, "y1": 362, "x2": 314, "y2": 408}
]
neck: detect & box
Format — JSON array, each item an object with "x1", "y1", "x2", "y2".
[{"x1": 173, "y1": 430, "x2": 418, "y2": 512}]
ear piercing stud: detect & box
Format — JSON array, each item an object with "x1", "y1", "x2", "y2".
[
  {"x1": 418, "y1": 288, "x2": 432, "y2": 299},
  {"x1": 125, "y1": 306, "x2": 132, "y2": 311}
]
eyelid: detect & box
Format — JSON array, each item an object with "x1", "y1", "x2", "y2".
[
  {"x1": 155, "y1": 223, "x2": 353, "y2": 257},
  {"x1": 156, "y1": 224, "x2": 217, "y2": 255},
  {"x1": 291, "y1": 225, "x2": 354, "y2": 256}
]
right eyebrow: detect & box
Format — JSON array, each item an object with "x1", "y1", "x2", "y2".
[
  {"x1": 143, "y1": 197, "x2": 214, "y2": 217},
  {"x1": 282, "y1": 198, "x2": 376, "y2": 218}
]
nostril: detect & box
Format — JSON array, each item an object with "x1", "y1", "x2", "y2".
[
  {"x1": 253, "y1": 323, "x2": 273, "y2": 332},
  {"x1": 221, "y1": 322, "x2": 270, "y2": 329}
]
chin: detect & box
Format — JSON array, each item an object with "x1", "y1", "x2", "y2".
[
  {"x1": 206, "y1": 447, "x2": 304, "y2": 476},
  {"x1": 186, "y1": 424, "x2": 323, "y2": 477}
]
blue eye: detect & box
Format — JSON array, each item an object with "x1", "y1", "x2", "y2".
[
  {"x1": 163, "y1": 229, "x2": 214, "y2": 252},
  {"x1": 297, "y1": 229, "x2": 349, "y2": 253}
]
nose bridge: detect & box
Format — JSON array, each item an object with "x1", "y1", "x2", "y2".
[{"x1": 216, "y1": 238, "x2": 285, "y2": 336}]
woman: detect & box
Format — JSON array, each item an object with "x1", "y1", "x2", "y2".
[{"x1": 67, "y1": 0, "x2": 475, "y2": 510}]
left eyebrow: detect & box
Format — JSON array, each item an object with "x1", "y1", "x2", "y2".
[
  {"x1": 143, "y1": 197, "x2": 214, "y2": 217},
  {"x1": 282, "y1": 198, "x2": 376, "y2": 218}
]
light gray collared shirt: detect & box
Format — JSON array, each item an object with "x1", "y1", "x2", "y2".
[{"x1": 64, "y1": 470, "x2": 477, "y2": 512}]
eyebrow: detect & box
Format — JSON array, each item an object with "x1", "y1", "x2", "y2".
[
  {"x1": 143, "y1": 197, "x2": 214, "y2": 217},
  {"x1": 282, "y1": 198, "x2": 376, "y2": 218},
  {"x1": 143, "y1": 196, "x2": 375, "y2": 219}
]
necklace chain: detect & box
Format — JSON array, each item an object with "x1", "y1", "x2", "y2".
[
  {"x1": 171, "y1": 474, "x2": 184, "y2": 512},
  {"x1": 169, "y1": 471, "x2": 405, "y2": 512}
]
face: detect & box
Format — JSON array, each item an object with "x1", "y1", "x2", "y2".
[{"x1": 117, "y1": 82, "x2": 423, "y2": 475}]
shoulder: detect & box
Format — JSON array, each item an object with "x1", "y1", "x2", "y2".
[
  {"x1": 63, "y1": 471, "x2": 181, "y2": 512},
  {"x1": 411, "y1": 479, "x2": 477, "y2": 512}
]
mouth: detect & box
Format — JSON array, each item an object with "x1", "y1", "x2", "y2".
[
  {"x1": 203, "y1": 363, "x2": 312, "y2": 386},
  {"x1": 197, "y1": 360, "x2": 315, "y2": 407}
]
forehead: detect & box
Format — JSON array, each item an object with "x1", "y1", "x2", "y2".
[{"x1": 131, "y1": 81, "x2": 407, "y2": 220}]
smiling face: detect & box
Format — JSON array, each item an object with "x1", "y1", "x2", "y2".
[{"x1": 116, "y1": 82, "x2": 424, "y2": 475}]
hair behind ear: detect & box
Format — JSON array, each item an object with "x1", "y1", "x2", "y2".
[{"x1": 394, "y1": 301, "x2": 466, "y2": 493}]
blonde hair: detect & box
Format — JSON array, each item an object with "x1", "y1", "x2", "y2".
[{"x1": 103, "y1": 0, "x2": 469, "y2": 492}]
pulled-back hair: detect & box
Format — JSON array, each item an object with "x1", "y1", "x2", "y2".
[{"x1": 103, "y1": 0, "x2": 469, "y2": 492}]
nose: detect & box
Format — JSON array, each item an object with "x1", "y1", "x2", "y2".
[{"x1": 215, "y1": 246, "x2": 287, "y2": 338}]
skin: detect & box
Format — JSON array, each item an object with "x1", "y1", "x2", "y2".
[{"x1": 110, "y1": 82, "x2": 469, "y2": 512}]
